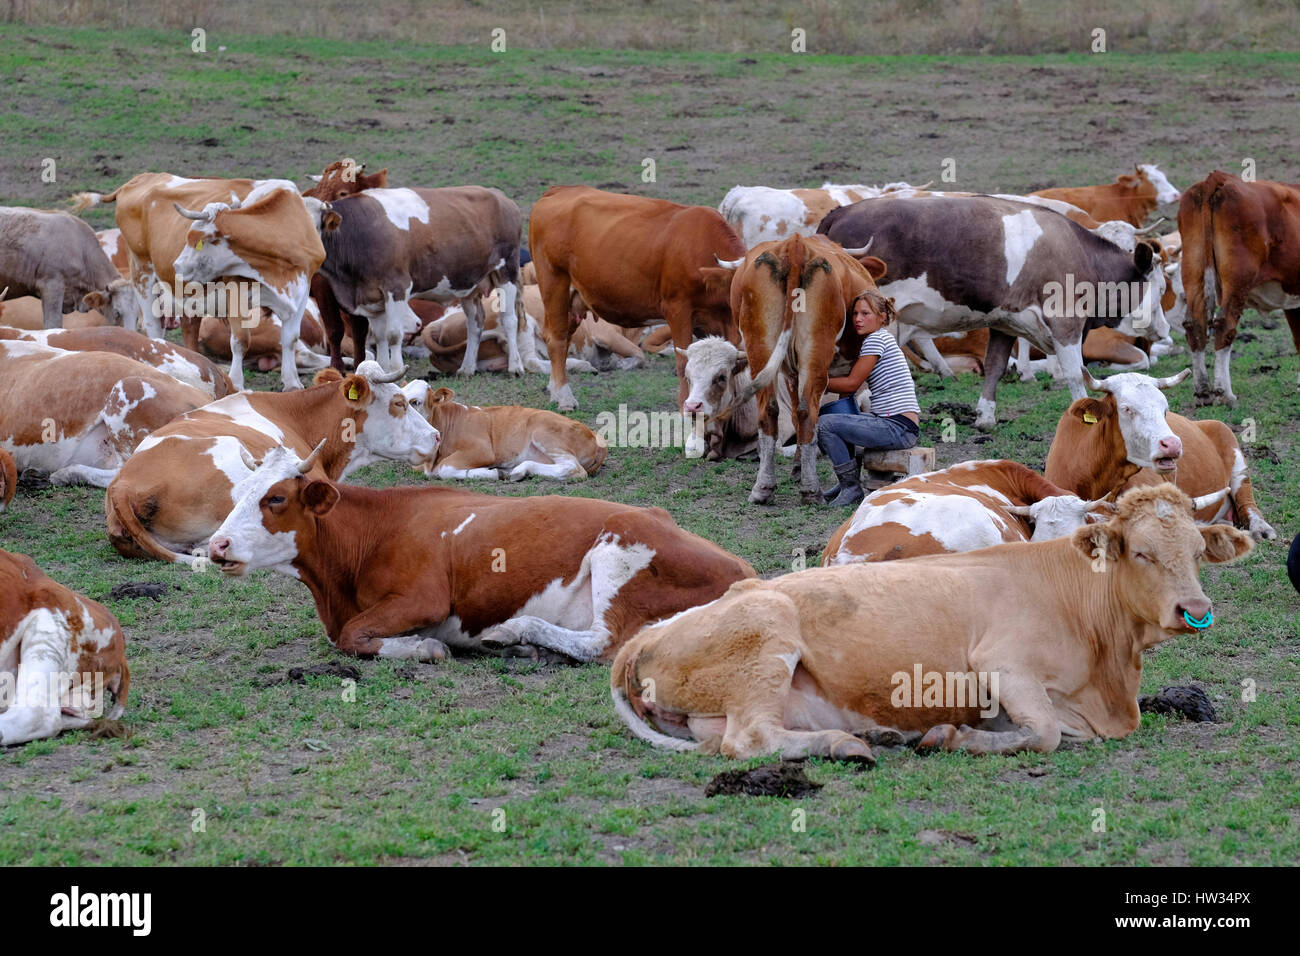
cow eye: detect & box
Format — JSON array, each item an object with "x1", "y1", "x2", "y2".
[
  {"x1": 264, "y1": 495, "x2": 286, "y2": 508},
  {"x1": 1121, "y1": 406, "x2": 1134, "y2": 416},
  {"x1": 1132, "y1": 551, "x2": 1150, "y2": 563}
]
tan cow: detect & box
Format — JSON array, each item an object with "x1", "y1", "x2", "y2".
[
  {"x1": 1031, "y1": 165, "x2": 1180, "y2": 227},
  {"x1": 0, "y1": 448, "x2": 15, "y2": 512},
  {"x1": 405, "y1": 383, "x2": 606, "y2": 481},
  {"x1": 1044, "y1": 369, "x2": 1275, "y2": 541},
  {"x1": 0, "y1": 339, "x2": 209, "y2": 487},
  {"x1": 206, "y1": 445, "x2": 756, "y2": 662},
  {"x1": 105, "y1": 362, "x2": 439, "y2": 564},
  {"x1": 0, "y1": 326, "x2": 235, "y2": 399},
  {"x1": 0, "y1": 547, "x2": 130, "y2": 745},
  {"x1": 612, "y1": 484, "x2": 1252, "y2": 761},
  {"x1": 197, "y1": 298, "x2": 331, "y2": 375}
]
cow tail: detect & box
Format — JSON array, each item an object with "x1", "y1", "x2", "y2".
[
  {"x1": 609, "y1": 680, "x2": 700, "y2": 753},
  {"x1": 104, "y1": 483, "x2": 192, "y2": 564},
  {"x1": 69, "y1": 187, "x2": 119, "y2": 213}
]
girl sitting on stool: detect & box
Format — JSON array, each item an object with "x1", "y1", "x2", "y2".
[{"x1": 817, "y1": 289, "x2": 920, "y2": 506}]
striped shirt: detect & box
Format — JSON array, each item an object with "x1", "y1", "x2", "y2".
[{"x1": 859, "y1": 330, "x2": 920, "y2": 417}]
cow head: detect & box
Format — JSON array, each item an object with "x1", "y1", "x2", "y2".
[
  {"x1": 340, "y1": 361, "x2": 439, "y2": 472},
  {"x1": 1137, "y1": 164, "x2": 1181, "y2": 205},
  {"x1": 1075, "y1": 368, "x2": 1190, "y2": 472},
  {"x1": 680, "y1": 337, "x2": 747, "y2": 416},
  {"x1": 302, "y1": 159, "x2": 389, "y2": 201},
  {"x1": 1113, "y1": 240, "x2": 1171, "y2": 340},
  {"x1": 1071, "y1": 483, "x2": 1251, "y2": 636},
  {"x1": 208, "y1": 443, "x2": 336, "y2": 576},
  {"x1": 80, "y1": 277, "x2": 138, "y2": 329},
  {"x1": 1007, "y1": 494, "x2": 1114, "y2": 540}
]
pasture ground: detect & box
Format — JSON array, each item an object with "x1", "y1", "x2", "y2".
[{"x1": 0, "y1": 27, "x2": 1296, "y2": 865}]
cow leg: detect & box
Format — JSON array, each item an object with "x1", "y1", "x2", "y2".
[
  {"x1": 1219, "y1": 437, "x2": 1277, "y2": 541},
  {"x1": 749, "y1": 390, "x2": 780, "y2": 505},
  {"x1": 276, "y1": 303, "x2": 306, "y2": 391},
  {"x1": 47, "y1": 464, "x2": 121, "y2": 488},
  {"x1": 505, "y1": 454, "x2": 587, "y2": 482},
  {"x1": 917, "y1": 672, "x2": 1062, "y2": 755},
  {"x1": 37, "y1": 278, "x2": 64, "y2": 330},
  {"x1": 180, "y1": 314, "x2": 202, "y2": 353},
  {"x1": 495, "y1": 281, "x2": 525, "y2": 376},
  {"x1": 0, "y1": 608, "x2": 69, "y2": 745},
  {"x1": 916, "y1": 334, "x2": 955, "y2": 378},
  {"x1": 796, "y1": 368, "x2": 826, "y2": 504},
  {"x1": 975, "y1": 330, "x2": 1014, "y2": 431},
  {"x1": 336, "y1": 602, "x2": 451, "y2": 661},
  {"x1": 227, "y1": 320, "x2": 247, "y2": 391},
  {"x1": 1014, "y1": 337, "x2": 1036, "y2": 382},
  {"x1": 1285, "y1": 308, "x2": 1300, "y2": 393},
  {"x1": 1055, "y1": 339, "x2": 1088, "y2": 401}
]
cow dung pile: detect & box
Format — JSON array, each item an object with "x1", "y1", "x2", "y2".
[
  {"x1": 1138, "y1": 685, "x2": 1217, "y2": 722},
  {"x1": 705, "y1": 761, "x2": 823, "y2": 798}
]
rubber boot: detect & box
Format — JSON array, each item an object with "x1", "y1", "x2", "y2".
[
  {"x1": 821, "y1": 446, "x2": 856, "y2": 499},
  {"x1": 825, "y1": 459, "x2": 864, "y2": 507}
]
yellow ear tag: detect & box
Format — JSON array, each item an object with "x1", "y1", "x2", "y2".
[
  {"x1": 347, "y1": 384, "x2": 359, "y2": 401},
  {"x1": 1083, "y1": 411, "x2": 1098, "y2": 424},
  {"x1": 195, "y1": 240, "x2": 204, "y2": 251}
]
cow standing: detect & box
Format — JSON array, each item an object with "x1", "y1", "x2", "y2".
[
  {"x1": 1178, "y1": 171, "x2": 1300, "y2": 406},
  {"x1": 206, "y1": 446, "x2": 755, "y2": 662},
  {"x1": 1031, "y1": 165, "x2": 1181, "y2": 227},
  {"x1": 528, "y1": 185, "x2": 745, "y2": 412}
]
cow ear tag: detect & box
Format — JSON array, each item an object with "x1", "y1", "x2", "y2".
[
  {"x1": 1083, "y1": 411, "x2": 1098, "y2": 424},
  {"x1": 195, "y1": 240, "x2": 204, "y2": 251},
  {"x1": 1183, "y1": 610, "x2": 1213, "y2": 629},
  {"x1": 347, "y1": 384, "x2": 359, "y2": 401}
]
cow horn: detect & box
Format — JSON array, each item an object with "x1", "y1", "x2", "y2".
[
  {"x1": 0, "y1": 286, "x2": 7, "y2": 302},
  {"x1": 1153, "y1": 368, "x2": 1191, "y2": 389},
  {"x1": 366, "y1": 365, "x2": 407, "y2": 384},
  {"x1": 297, "y1": 438, "x2": 328, "y2": 474},
  {"x1": 912, "y1": 181, "x2": 934, "y2": 191},
  {"x1": 1135, "y1": 217, "x2": 1167, "y2": 235},
  {"x1": 238, "y1": 447, "x2": 259, "y2": 471},
  {"x1": 1083, "y1": 369, "x2": 1110, "y2": 392},
  {"x1": 715, "y1": 255, "x2": 745, "y2": 269},
  {"x1": 1085, "y1": 495, "x2": 1114, "y2": 510},
  {"x1": 228, "y1": 193, "x2": 243, "y2": 210},
  {"x1": 173, "y1": 201, "x2": 210, "y2": 221},
  {"x1": 1005, "y1": 504, "x2": 1034, "y2": 517},
  {"x1": 841, "y1": 237, "x2": 875, "y2": 256},
  {"x1": 1191, "y1": 487, "x2": 1230, "y2": 511}
]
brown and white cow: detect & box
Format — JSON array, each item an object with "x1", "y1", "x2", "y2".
[
  {"x1": 529, "y1": 185, "x2": 746, "y2": 411},
  {"x1": 1032, "y1": 165, "x2": 1180, "y2": 227},
  {"x1": 314, "y1": 185, "x2": 527, "y2": 378},
  {"x1": 70, "y1": 174, "x2": 327, "y2": 391},
  {"x1": 710, "y1": 234, "x2": 887, "y2": 503},
  {"x1": 679, "y1": 336, "x2": 799, "y2": 461},
  {"x1": 0, "y1": 339, "x2": 209, "y2": 487},
  {"x1": 105, "y1": 362, "x2": 439, "y2": 564},
  {"x1": 0, "y1": 207, "x2": 138, "y2": 330},
  {"x1": 1178, "y1": 171, "x2": 1300, "y2": 406},
  {"x1": 404, "y1": 383, "x2": 606, "y2": 481},
  {"x1": 818, "y1": 195, "x2": 1170, "y2": 430},
  {"x1": 611, "y1": 484, "x2": 1252, "y2": 761},
  {"x1": 0, "y1": 326, "x2": 235, "y2": 399},
  {"x1": 718, "y1": 182, "x2": 926, "y2": 248},
  {"x1": 0, "y1": 548, "x2": 130, "y2": 745},
  {"x1": 1044, "y1": 368, "x2": 1275, "y2": 541},
  {"x1": 205, "y1": 446, "x2": 755, "y2": 662},
  {"x1": 197, "y1": 298, "x2": 332, "y2": 376},
  {"x1": 0, "y1": 448, "x2": 15, "y2": 512},
  {"x1": 821, "y1": 459, "x2": 1129, "y2": 565}
]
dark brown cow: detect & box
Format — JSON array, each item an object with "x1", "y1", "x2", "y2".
[
  {"x1": 1178, "y1": 171, "x2": 1300, "y2": 406},
  {"x1": 528, "y1": 185, "x2": 745, "y2": 411}
]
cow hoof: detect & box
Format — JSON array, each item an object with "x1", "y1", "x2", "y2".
[
  {"x1": 801, "y1": 489, "x2": 826, "y2": 505},
  {"x1": 862, "y1": 727, "x2": 918, "y2": 748},
  {"x1": 480, "y1": 621, "x2": 523, "y2": 650},
  {"x1": 1249, "y1": 516, "x2": 1277, "y2": 541},
  {"x1": 973, "y1": 415, "x2": 995, "y2": 432},
  {"x1": 830, "y1": 737, "x2": 875, "y2": 766},
  {"x1": 748, "y1": 486, "x2": 776, "y2": 505},
  {"x1": 455, "y1": 367, "x2": 474, "y2": 379},
  {"x1": 917, "y1": 724, "x2": 958, "y2": 751},
  {"x1": 416, "y1": 638, "x2": 449, "y2": 662},
  {"x1": 505, "y1": 466, "x2": 528, "y2": 483}
]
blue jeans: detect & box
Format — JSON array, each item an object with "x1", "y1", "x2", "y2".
[{"x1": 817, "y1": 412, "x2": 918, "y2": 466}]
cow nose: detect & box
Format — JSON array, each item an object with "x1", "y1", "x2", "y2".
[
  {"x1": 683, "y1": 401, "x2": 702, "y2": 413},
  {"x1": 1179, "y1": 598, "x2": 1212, "y2": 622},
  {"x1": 209, "y1": 537, "x2": 231, "y2": 561},
  {"x1": 1157, "y1": 435, "x2": 1182, "y2": 459}
]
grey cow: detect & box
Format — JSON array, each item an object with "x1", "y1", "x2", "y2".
[{"x1": 0, "y1": 207, "x2": 138, "y2": 330}]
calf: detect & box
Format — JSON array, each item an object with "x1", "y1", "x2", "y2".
[
  {"x1": 1178, "y1": 171, "x2": 1300, "y2": 406},
  {"x1": 822, "y1": 459, "x2": 1127, "y2": 564},
  {"x1": 1031, "y1": 165, "x2": 1180, "y2": 227},
  {"x1": 0, "y1": 339, "x2": 209, "y2": 487},
  {"x1": 406, "y1": 383, "x2": 606, "y2": 481},
  {"x1": 0, "y1": 548, "x2": 130, "y2": 745},
  {"x1": 1044, "y1": 368, "x2": 1275, "y2": 541},
  {"x1": 206, "y1": 447, "x2": 755, "y2": 662},
  {"x1": 612, "y1": 484, "x2": 1252, "y2": 761},
  {"x1": 105, "y1": 362, "x2": 439, "y2": 564},
  {"x1": 0, "y1": 207, "x2": 137, "y2": 330},
  {"x1": 680, "y1": 336, "x2": 797, "y2": 460}
]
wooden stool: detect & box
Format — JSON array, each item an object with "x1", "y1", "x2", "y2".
[{"x1": 860, "y1": 446, "x2": 936, "y2": 489}]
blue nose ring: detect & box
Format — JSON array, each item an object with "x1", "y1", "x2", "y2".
[{"x1": 1183, "y1": 610, "x2": 1213, "y2": 629}]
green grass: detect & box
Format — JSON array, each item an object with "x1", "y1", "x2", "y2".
[{"x1": 0, "y1": 27, "x2": 1297, "y2": 865}]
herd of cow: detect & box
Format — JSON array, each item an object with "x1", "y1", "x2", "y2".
[{"x1": 0, "y1": 157, "x2": 1295, "y2": 764}]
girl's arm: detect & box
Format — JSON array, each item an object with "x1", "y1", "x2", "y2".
[{"x1": 827, "y1": 354, "x2": 877, "y2": 395}]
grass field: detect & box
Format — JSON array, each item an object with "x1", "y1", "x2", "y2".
[{"x1": 0, "y1": 26, "x2": 1297, "y2": 865}]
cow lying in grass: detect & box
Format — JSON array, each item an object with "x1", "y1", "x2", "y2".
[
  {"x1": 206, "y1": 445, "x2": 754, "y2": 662},
  {"x1": 612, "y1": 484, "x2": 1252, "y2": 761},
  {"x1": 0, "y1": 547, "x2": 130, "y2": 745},
  {"x1": 405, "y1": 383, "x2": 607, "y2": 481}
]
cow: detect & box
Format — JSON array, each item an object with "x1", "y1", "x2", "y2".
[
  {"x1": 0, "y1": 207, "x2": 137, "y2": 330},
  {"x1": 819, "y1": 459, "x2": 1140, "y2": 564},
  {"x1": 901, "y1": 328, "x2": 989, "y2": 375},
  {"x1": 405, "y1": 383, "x2": 607, "y2": 481},
  {"x1": 529, "y1": 185, "x2": 746, "y2": 412},
  {"x1": 610, "y1": 483, "x2": 1253, "y2": 761},
  {"x1": 1178, "y1": 171, "x2": 1300, "y2": 406},
  {"x1": 817, "y1": 195, "x2": 1170, "y2": 430},
  {"x1": 197, "y1": 298, "x2": 332, "y2": 376},
  {"x1": 1044, "y1": 368, "x2": 1276, "y2": 541},
  {"x1": 0, "y1": 448, "x2": 14, "y2": 512},
  {"x1": 718, "y1": 181, "x2": 926, "y2": 248},
  {"x1": 0, "y1": 326, "x2": 235, "y2": 399},
  {"x1": 70, "y1": 174, "x2": 328, "y2": 391},
  {"x1": 0, "y1": 548, "x2": 131, "y2": 745},
  {"x1": 1031, "y1": 165, "x2": 1181, "y2": 227},
  {"x1": 104, "y1": 362, "x2": 439, "y2": 564},
  {"x1": 680, "y1": 336, "x2": 800, "y2": 461},
  {"x1": 313, "y1": 186, "x2": 527, "y2": 380},
  {"x1": 205, "y1": 445, "x2": 756, "y2": 663},
  {"x1": 0, "y1": 339, "x2": 210, "y2": 487}
]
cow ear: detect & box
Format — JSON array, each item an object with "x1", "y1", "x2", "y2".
[
  {"x1": 82, "y1": 290, "x2": 107, "y2": 310},
  {"x1": 301, "y1": 479, "x2": 340, "y2": 517},
  {"x1": 341, "y1": 374, "x2": 371, "y2": 406},
  {"x1": 1072, "y1": 522, "x2": 1120, "y2": 563},
  {"x1": 1070, "y1": 398, "x2": 1112, "y2": 424},
  {"x1": 732, "y1": 353, "x2": 749, "y2": 375},
  {"x1": 858, "y1": 256, "x2": 887, "y2": 280},
  {"x1": 1133, "y1": 241, "x2": 1154, "y2": 272},
  {"x1": 322, "y1": 208, "x2": 342, "y2": 232},
  {"x1": 1200, "y1": 525, "x2": 1253, "y2": 564},
  {"x1": 698, "y1": 267, "x2": 736, "y2": 294},
  {"x1": 431, "y1": 387, "x2": 454, "y2": 404}
]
